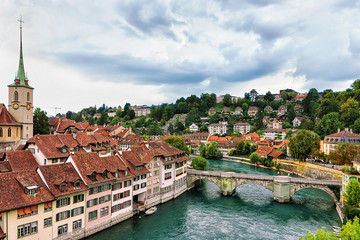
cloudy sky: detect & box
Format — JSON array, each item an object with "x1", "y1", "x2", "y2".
[{"x1": 0, "y1": 0, "x2": 359, "y2": 114}]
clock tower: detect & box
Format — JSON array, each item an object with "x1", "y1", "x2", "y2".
[{"x1": 8, "y1": 17, "x2": 34, "y2": 140}]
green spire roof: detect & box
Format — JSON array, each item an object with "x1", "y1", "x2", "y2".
[{"x1": 9, "y1": 17, "x2": 32, "y2": 89}]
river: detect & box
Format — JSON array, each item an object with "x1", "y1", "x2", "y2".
[{"x1": 86, "y1": 159, "x2": 341, "y2": 240}]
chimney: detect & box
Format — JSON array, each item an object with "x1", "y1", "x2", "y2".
[
  {"x1": 350, "y1": 128, "x2": 353, "y2": 133},
  {"x1": 337, "y1": 128, "x2": 340, "y2": 133},
  {"x1": 345, "y1": 128, "x2": 349, "y2": 132}
]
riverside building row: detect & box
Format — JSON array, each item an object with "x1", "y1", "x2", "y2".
[{"x1": 0, "y1": 141, "x2": 189, "y2": 240}]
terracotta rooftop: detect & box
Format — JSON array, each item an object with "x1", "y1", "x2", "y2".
[
  {"x1": 38, "y1": 163, "x2": 88, "y2": 198},
  {"x1": 0, "y1": 104, "x2": 21, "y2": 126},
  {"x1": 6, "y1": 150, "x2": 39, "y2": 172},
  {"x1": 27, "y1": 135, "x2": 69, "y2": 159},
  {"x1": 0, "y1": 171, "x2": 54, "y2": 212}
]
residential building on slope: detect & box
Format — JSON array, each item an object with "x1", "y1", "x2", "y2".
[
  {"x1": 323, "y1": 129, "x2": 360, "y2": 155},
  {"x1": 233, "y1": 122, "x2": 251, "y2": 135}
]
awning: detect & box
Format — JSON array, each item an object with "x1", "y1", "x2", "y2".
[
  {"x1": 17, "y1": 209, "x2": 24, "y2": 216},
  {"x1": 31, "y1": 205, "x2": 37, "y2": 212},
  {"x1": 44, "y1": 203, "x2": 48, "y2": 208},
  {"x1": 24, "y1": 207, "x2": 31, "y2": 214},
  {"x1": 48, "y1": 202, "x2": 52, "y2": 208}
]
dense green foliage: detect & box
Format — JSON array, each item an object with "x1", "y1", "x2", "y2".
[
  {"x1": 191, "y1": 156, "x2": 208, "y2": 170},
  {"x1": 199, "y1": 142, "x2": 223, "y2": 159},
  {"x1": 163, "y1": 136, "x2": 191, "y2": 155},
  {"x1": 299, "y1": 217, "x2": 360, "y2": 240},
  {"x1": 344, "y1": 179, "x2": 360, "y2": 208},
  {"x1": 33, "y1": 108, "x2": 50, "y2": 135},
  {"x1": 289, "y1": 130, "x2": 320, "y2": 161}
]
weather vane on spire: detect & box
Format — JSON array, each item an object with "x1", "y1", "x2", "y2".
[{"x1": 18, "y1": 16, "x2": 24, "y2": 28}]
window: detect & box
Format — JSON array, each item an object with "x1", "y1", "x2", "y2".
[
  {"x1": 73, "y1": 219, "x2": 82, "y2": 230},
  {"x1": 73, "y1": 194, "x2": 84, "y2": 203},
  {"x1": 141, "y1": 182, "x2": 146, "y2": 188},
  {"x1": 44, "y1": 217, "x2": 52, "y2": 228},
  {"x1": 133, "y1": 184, "x2": 139, "y2": 191},
  {"x1": 56, "y1": 198, "x2": 70, "y2": 208},
  {"x1": 100, "y1": 207, "x2": 109, "y2": 217},
  {"x1": 147, "y1": 180, "x2": 152, "y2": 186},
  {"x1": 71, "y1": 207, "x2": 84, "y2": 217},
  {"x1": 153, "y1": 170, "x2": 159, "y2": 176},
  {"x1": 112, "y1": 200, "x2": 132, "y2": 213},
  {"x1": 154, "y1": 162, "x2": 160, "y2": 167},
  {"x1": 56, "y1": 210, "x2": 70, "y2": 221},
  {"x1": 58, "y1": 224, "x2": 68, "y2": 236},
  {"x1": 165, "y1": 172, "x2": 172, "y2": 180},
  {"x1": 124, "y1": 180, "x2": 131, "y2": 187},
  {"x1": 88, "y1": 210, "x2": 98, "y2": 221},
  {"x1": 153, "y1": 186, "x2": 159, "y2": 193},
  {"x1": 165, "y1": 164, "x2": 172, "y2": 170},
  {"x1": 0, "y1": 128, "x2": 2, "y2": 137},
  {"x1": 44, "y1": 202, "x2": 52, "y2": 212},
  {"x1": 52, "y1": 159, "x2": 58, "y2": 164},
  {"x1": 147, "y1": 189, "x2": 152, "y2": 195},
  {"x1": 147, "y1": 163, "x2": 152, "y2": 169},
  {"x1": 14, "y1": 91, "x2": 18, "y2": 101},
  {"x1": 87, "y1": 199, "x2": 98, "y2": 208},
  {"x1": 99, "y1": 195, "x2": 111, "y2": 204},
  {"x1": 27, "y1": 92, "x2": 30, "y2": 101},
  {"x1": 17, "y1": 206, "x2": 38, "y2": 218},
  {"x1": 18, "y1": 221, "x2": 37, "y2": 238},
  {"x1": 147, "y1": 172, "x2": 152, "y2": 177},
  {"x1": 153, "y1": 178, "x2": 160, "y2": 184},
  {"x1": 8, "y1": 127, "x2": 11, "y2": 137},
  {"x1": 113, "y1": 182, "x2": 122, "y2": 190}
]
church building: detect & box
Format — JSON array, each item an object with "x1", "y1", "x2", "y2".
[{"x1": 0, "y1": 18, "x2": 34, "y2": 151}]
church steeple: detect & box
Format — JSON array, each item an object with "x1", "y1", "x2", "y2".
[{"x1": 11, "y1": 16, "x2": 31, "y2": 87}]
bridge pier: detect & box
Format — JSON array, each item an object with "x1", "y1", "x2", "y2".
[
  {"x1": 273, "y1": 176, "x2": 291, "y2": 203},
  {"x1": 220, "y1": 177, "x2": 235, "y2": 196}
]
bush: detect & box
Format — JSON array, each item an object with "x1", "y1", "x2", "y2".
[
  {"x1": 191, "y1": 156, "x2": 208, "y2": 170},
  {"x1": 249, "y1": 153, "x2": 261, "y2": 164}
]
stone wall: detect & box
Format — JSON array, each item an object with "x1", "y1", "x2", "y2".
[{"x1": 276, "y1": 159, "x2": 342, "y2": 180}]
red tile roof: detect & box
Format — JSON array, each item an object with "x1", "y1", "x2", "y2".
[
  {"x1": 27, "y1": 135, "x2": 69, "y2": 159},
  {"x1": 38, "y1": 163, "x2": 88, "y2": 198},
  {"x1": 0, "y1": 161, "x2": 11, "y2": 173},
  {"x1": 325, "y1": 131, "x2": 360, "y2": 138},
  {"x1": 0, "y1": 104, "x2": 21, "y2": 126},
  {"x1": 0, "y1": 171, "x2": 54, "y2": 212},
  {"x1": 6, "y1": 150, "x2": 39, "y2": 172},
  {"x1": 58, "y1": 134, "x2": 79, "y2": 149},
  {"x1": 0, "y1": 226, "x2": 5, "y2": 239}
]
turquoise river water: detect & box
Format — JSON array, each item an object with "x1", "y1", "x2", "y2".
[{"x1": 86, "y1": 159, "x2": 341, "y2": 240}]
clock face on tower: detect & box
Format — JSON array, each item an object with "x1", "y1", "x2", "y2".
[
  {"x1": 13, "y1": 103, "x2": 19, "y2": 110},
  {"x1": 26, "y1": 103, "x2": 31, "y2": 110}
]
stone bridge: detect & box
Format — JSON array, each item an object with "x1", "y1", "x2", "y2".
[{"x1": 187, "y1": 169, "x2": 342, "y2": 203}]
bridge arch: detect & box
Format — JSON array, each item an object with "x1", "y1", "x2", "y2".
[
  {"x1": 233, "y1": 179, "x2": 274, "y2": 194},
  {"x1": 290, "y1": 185, "x2": 338, "y2": 204},
  {"x1": 187, "y1": 175, "x2": 223, "y2": 192}
]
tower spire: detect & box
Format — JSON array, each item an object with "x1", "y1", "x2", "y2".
[{"x1": 15, "y1": 16, "x2": 28, "y2": 86}]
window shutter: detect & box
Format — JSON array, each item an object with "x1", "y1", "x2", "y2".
[
  {"x1": 73, "y1": 196, "x2": 77, "y2": 204},
  {"x1": 71, "y1": 209, "x2": 74, "y2": 217},
  {"x1": 56, "y1": 200, "x2": 59, "y2": 208},
  {"x1": 81, "y1": 207, "x2": 84, "y2": 214},
  {"x1": 56, "y1": 213, "x2": 59, "y2": 222},
  {"x1": 67, "y1": 210, "x2": 70, "y2": 218},
  {"x1": 81, "y1": 194, "x2": 84, "y2": 201}
]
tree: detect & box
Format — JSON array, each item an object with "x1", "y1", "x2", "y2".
[
  {"x1": 163, "y1": 136, "x2": 190, "y2": 155},
  {"x1": 168, "y1": 123, "x2": 174, "y2": 134},
  {"x1": 287, "y1": 105, "x2": 296, "y2": 123},
  {"x1": 289, "y1": 129, "x2": 320, "y2": 161},
  {"x1": 300, "y1": 119, "x2": 314, "y2": 131},
  {"x1": 340, "y1": 216, "x2": 360, "y2": 239},
  {"x1": 315, "y1": 112, "x2": 343, "y2": 139},
  {"x1": 191, "y1": 156, "x2": 208, "y2": 170},
  {"x1": 199, "y1": 143, "x2": 206, "y2": 157},
  {"x1": 282, "y1": 121, "x2": 292, "y2": 129},
  {"x1": 243, "y1": 141, "x2": 251, "y2": 155},
  {"x1": 33, "y1": 108, "x2": 50, "y2": 135},
  {"x1": 316, "y1": 98, "x2": 340, "y2": 118},
  {"x1": 264, "y1": 91, "x2": 274, "y2": 102},
  {"x1": 284, "y1": 130, "x2": 293, "y2": 139},
  {"x1": 242, "y1": 103, "x2": 249, "y2": 111},
  {"x1": 303, "y1": 88, "x2": 319, "y2": 114},
  {"x1": 235, "y1": 141, "x2": 245, "y2": 155},
  {"x1": 343, "y1": 179, "x2": 360, "y2": 207},
  {"x1": 222, "y1": 94, "x2": 232, "y2": 107},
  {"x1": 340, "y1": 98, "x2": 360, "y2": 127},
  {"x1": 299, "y1": 227, "x2": 338, "y2": 240},
  {"x1": 352, "y1": 79, "x2": 360, "y2": 90},
  {"x1": 205, "y1": 142, "x2": 222, "y2": 159},
  {"x1": 249, "y1": 152, "x2": 261, "y2": 164},
  {"x1": 254, "y1": 109, "x2": 264, "y2": 130},
  {"x1": 110, "y1": 116, "x2": 121, "y2": 125},
  {"x1": 185, "y1": 107, "x2": 201, "y2": 126},
  {"x1": 328, "y1": 143, "x2": 359, "y2": 165},
  {"x1": 250, "y1": 144, "x2": 257, "y2": 153},
  {"x1": 351, "y1": 119, "x2": 360, "y2": 134},
  {"x1": 96, "y1": 112, "x2": 108, "y2": 126}
]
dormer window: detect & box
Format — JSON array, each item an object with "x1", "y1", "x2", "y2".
[
  {"x1": 101, "y1": 170, "x2": 108, "y2": 179},
  {"x1": 90, "y1": 172, "x2": 97, "y2": 181},
  {"x1": 74, "y1": 180, "x2": 81, "y2": 189},
  {"x1": 124, "y1": 170, "x2": 128, "y2": 176},
  {"x1": 115, "y1": 171, "x2": 119, "y2": 178},
  {"x1": 60, "y1": 148, "x2": 67, "y2": 153},
  {"x1": 59, "y1": 183, "x2": 67, "y2": 192},
  {"x1": 26, "y1": 186, "x2": 39, "y2": 197}
]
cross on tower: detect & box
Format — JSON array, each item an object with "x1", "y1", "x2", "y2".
[{"x1": 18, "y1": 16, "x2": 24, "y2": 28}]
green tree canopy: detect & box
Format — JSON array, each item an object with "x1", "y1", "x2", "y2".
[
  {"x1": 289, "y1": 129, "x2": 320, "y2": 161},
  {"x1": 163, "y1": 136, "x2": 190, "y2": 155},
  {"x1": 191, "y1": 156, "x2": 208, "y2": 170},
  {"x1": 33, "y1": 108, "x2": 50, "y2": 135},
  {"x1": 343, "y1": 179, "x2": 360, "y2": 207},
  {"x1": 222, "y1": 94, "x2": 233, "y2": 107},
  {"x1": 264, "y1": 91, "x2": 274, "y2": 102},
  {"x1": 249, "y1": 152, "x2": 261, "y2": 164},
  {"x1": 340, "y1": 98, "x2": 360, "y2": 127},
  {"x1": 315, "y1": 112, "x2": 343, "y2": 139}
]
